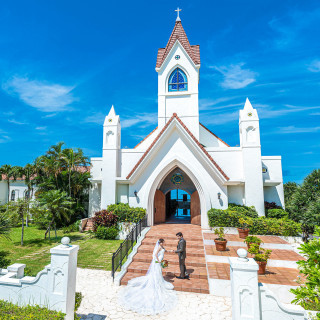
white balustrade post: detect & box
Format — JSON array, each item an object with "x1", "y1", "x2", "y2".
[
  {"x1": 49, "y1": 237, "x2": 79, "y2": 320},
  {"x1": 229, "y1": 248, "x2": 261, "y2": 320}
]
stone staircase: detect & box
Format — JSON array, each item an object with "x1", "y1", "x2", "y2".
[
  {"x1": 82, "y1": 218, "x2": 94, "y2": 232},
  {"x1": 120, "y1": 224, "x2": 209, "y2": 294}
]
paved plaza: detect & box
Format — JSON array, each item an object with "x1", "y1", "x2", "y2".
[{"x1": 76, "y1": 268, "x2": 232, "y2": 320}]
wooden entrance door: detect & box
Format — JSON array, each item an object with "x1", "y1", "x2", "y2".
[
  {"x1": 190, "y1": 190, "x2": 201, "y2": 225},
  {"x1": 154, "y1": 189, "x2": 166, "y2": 224}
]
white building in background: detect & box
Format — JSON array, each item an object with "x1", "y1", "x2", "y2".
[
  {"x1": 0, "y1": 177, "x2": 35, "y2": 205},
  {"x1": 87, "y1": 17, "x2": 285, "y2": 229}
]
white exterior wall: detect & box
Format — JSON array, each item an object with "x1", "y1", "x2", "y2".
[
  {"x1": 117, "y1": 184, "x2": 129, "y2": 204},
  {"x1": 227, "y1": 186, "x2": 244, "y2": 205},
  {"x1": 262, "y1": 156, "x2": 285, "y2": 208},
  {"x1": 125, "y1": 125, "x2": 228, "y2": 229},
  {"x1": 157, "y1": 42, "x2": 200, "y2": 139},
  {"x1": 0, "y1": 182, "x2": 8, "y2": 204},
  {"x1": 199, "y1": 125, "x2": 229, "y2": 148}
]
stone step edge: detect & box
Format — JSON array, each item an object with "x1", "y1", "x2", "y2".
[
  {"x1": 132, "y1": 258, "x2": 206, "y2": 267},
  {"x1": 205, "y1": 255, "x2": 300, "y2": 269},
  {"x1": 126, "y1": 268, "x2": 208, "y2": 279}
]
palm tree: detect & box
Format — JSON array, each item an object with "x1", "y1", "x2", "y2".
[
  {"x1": 37, "y1": 190, "x2": 74, "y2": 239},
  {"x1": 7, "y1": 199, "x2": 30, "y2": 245},
  {"x1": 22, "y1": 164, "x2": 36, "y2": 227}
]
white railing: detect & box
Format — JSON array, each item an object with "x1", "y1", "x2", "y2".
[
  {"x1": 0, "y1": 237, "x2": 79, "y2": 320},
  {"x1": 229, "y1": 248, "x2": 313, "y2": 320}
]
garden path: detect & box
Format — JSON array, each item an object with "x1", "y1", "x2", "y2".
[{"x1": 76, "y1": 268, "x2": 232, "y2": 320}]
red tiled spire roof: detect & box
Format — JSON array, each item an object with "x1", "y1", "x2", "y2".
[
  {"x1": 126, "y1": 114, "x2": 229, "y2": 180},
  {"x1": 156, "y1": 21, "x2": 200, "y2": 68}
]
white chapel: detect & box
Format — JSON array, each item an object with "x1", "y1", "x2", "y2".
[{"x1": 88, "y1": 16, "x2": 285, "y2": 229}]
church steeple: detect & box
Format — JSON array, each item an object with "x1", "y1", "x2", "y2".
[{"x1": 155, "y1": 17, "x2": 200, "y2": 69}]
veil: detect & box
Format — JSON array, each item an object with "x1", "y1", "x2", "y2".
[{"x1": 147, "y1": 240, "x2": 160, "y2": 275}]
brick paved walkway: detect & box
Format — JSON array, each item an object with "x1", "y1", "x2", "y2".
[{"x1": 120, "y1": 224, "x2": 210, "y2": 294}]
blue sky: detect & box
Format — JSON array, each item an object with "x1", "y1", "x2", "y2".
[{"x1": 0, "y1": 0, "x2": 319, "y2": 183}]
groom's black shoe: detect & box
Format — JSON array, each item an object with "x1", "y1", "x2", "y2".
[
  {"x1": 184, "y1": 275, "x2": 190, "y2": 279},
  {"x1": 176, "y1": 276, "x2": 184, "y2": 279}
]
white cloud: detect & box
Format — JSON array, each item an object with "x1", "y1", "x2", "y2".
[
  {"x1": 308, "y1": 60, "x2": 320, "y2": 73},
  {"x1": 277, "y1": 126, "x2": 320, "y2": 134},
  {"x1": 0, "y1": 134, "x2": 10, "y2": 143},
  {"x1": 84, "y1": 112, "x2": 106, "y2": 125},
  {"x1": 35, "y1": 126, "x2": 47, "y2": 130},
  {"x1": 122, "y1": 113, "x2": 157, "y2": 129},
  {"x1": 8, "y1": 119, "x2": 28, "y2": 125},
  {"x1": 212, "y1": 63, "x2": 257, "y2": 89},
  {"x1": 2, "y1": 76, "x2": 76, "y2": 112}
]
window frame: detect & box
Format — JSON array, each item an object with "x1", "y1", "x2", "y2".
[{"x1": 168, "y1": 67, "x2": 188, "y2": 92}]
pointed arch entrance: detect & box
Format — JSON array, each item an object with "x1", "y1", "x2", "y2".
[{"x1": 153, "y1": 167, "x2": 201, "y2": 225}]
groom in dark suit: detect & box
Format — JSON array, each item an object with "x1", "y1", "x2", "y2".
[{"x1": 174, "y1": 232, "x2": 189, "y2": 279}]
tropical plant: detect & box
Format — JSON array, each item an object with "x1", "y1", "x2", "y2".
[
  {"x1": 244, "y1": 236, "x2": 262, "y2": 245},
  {"x1": 214, "y1": 227, "x2": 226, "y2": 241},
  {"x1": 287, "y1": 169, "x2": 320, "y2": 241},
  {"x1": 92, "y1": 210, "x2": 118, "y2": 230},
  {"x1": 0, "y1": 211, "x2": 11, "y2": 239},
  {"x1": 7, "y1": 199, "x2": 31, "y2": 245},
  {"x1": 290, "y1": 238, "x2": 320, "y2": 311},
  {"x1": 0, "y1": 251, "x2": 11, "y2": 269},
  {"x1": 107, "y1": 203, "x2": 146, "y2": 223},
  {"x1": 228, "y1": 203, "x2": 258, "y2": 218},
  {"x1": 266, "y1": 208, "x2": 289, "y2": 219},
  {"x1": 35, "y1": 190, "x2": 74, "y2": 239},
  {"x1": 264, "y1": 201, "x2": 282, "y2": 210},
  {"x1": 33, "y1": 142, "x2": 91, "y2": 225},
  {"x1": 95, "y1": 225, "x2": 118, "y2": 240},
  {"x1": 284, "y1": 182, "x2": 299, "y2": 208},
  {"x1": 238, "y1": 217, "x2": 253, "y2": 230},
  {"x1": 248, "y1": 243, "x2": 272, "y2": 262}
]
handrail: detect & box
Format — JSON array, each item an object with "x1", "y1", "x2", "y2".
[{"x1": 111, "y1": 216, "x2": 148, "y2": 280}]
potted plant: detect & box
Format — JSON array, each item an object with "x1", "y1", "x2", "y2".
[
  {"x1": 214, "y1": 227, "x2": 228, "y2": 251},
  {"x1": 237, "y1": 217, "x2": 253, "y2": 239},
  {"x1": 248, "y1": 243, "x2": 272, "y2": 275},
  {"x1": 244, "y1": 236, "x2": 263, "y2": 250}
]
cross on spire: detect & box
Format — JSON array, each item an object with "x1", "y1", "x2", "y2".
[{"x1": 175, "y1": 7, "x2": 182, "y2": 22}]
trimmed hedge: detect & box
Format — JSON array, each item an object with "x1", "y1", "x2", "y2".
[
  {"x1": 207, "y1": 208, "x2": 301, "y2": 236},
  {"x1": 228, "y1": 203, "x2": 258, "y2": 218},
  {"x1": 266, "y1": 208, "x2": 288, "y2": 219},
  {"x1": 0, "y1": 300, "x2": 65, "y2": 319},
  {"x1": 107, "y1": 203, "x2": 146, "y2": 223},
  {"x1": 95, "y1": 226, "x2": 119, "y2": 240}
]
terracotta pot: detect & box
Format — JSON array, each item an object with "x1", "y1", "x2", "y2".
[
  {"x1": 257, "y1": 261, "x2": 267, "y2": 275},
  {"x1": 214, "y1": 239, "x2": 228, "y2": 251},
  {"x1": 238, "y1": 228, "x2": 250, "y2": 239}
]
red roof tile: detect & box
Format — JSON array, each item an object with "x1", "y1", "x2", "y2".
[
  {"x1": 126, "y1": 114, "x2": 229, "y2": 180},
  {"x1": 133, "y1": 127, "x2": 158, "y2": 149},
  {"x1": 156, "y1": 21, "x2": 200, "y2": 68},
  {"x1": 199, "y1": 123, "x2": 230, "y2": 147}
]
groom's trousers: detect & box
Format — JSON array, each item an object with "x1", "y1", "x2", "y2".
[{"x1": 179, "y1": 256, "x2": 186, "y2": 278}]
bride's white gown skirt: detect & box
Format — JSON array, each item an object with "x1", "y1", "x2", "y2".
[{"x1": 118, "y1": 249, "x2": 177, "y2": 315}]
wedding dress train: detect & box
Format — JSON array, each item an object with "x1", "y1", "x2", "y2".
[{"x1": 118, "y1": 242, "x2": 177, "y2": 315}]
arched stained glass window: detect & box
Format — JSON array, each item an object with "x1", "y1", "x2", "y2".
[{"x1": 168, "y1": 68, "x2": 188, "y2": 92}]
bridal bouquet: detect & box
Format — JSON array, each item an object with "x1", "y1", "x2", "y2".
[{"x1": 156, "y1": 260, "x2": 169, "y2": 268}]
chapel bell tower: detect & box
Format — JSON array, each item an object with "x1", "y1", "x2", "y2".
[{"x1": 155, "y1": 9, "x2": 201, "y2": 139}]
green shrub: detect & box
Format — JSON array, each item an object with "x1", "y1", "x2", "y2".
[
  {"x1": 0, "y1": 251, "x2": 11, "y2": 269},
  {"x1": 75, "y1": 292, "x2": 83, "y2": 311},
  {"x1": 95, "y1": 226, "x2": 118, "y2": 240},
  {"x1": 207, "y1": 208, "x2": 301, "y2": 236},
  {"x1": 266, "y1": 208, "x2": 289, "y2": 219},
  {"x1": 62, "y1": 220, "x2": 81, "y2": 234},
  {"x1": 0, "y1": 300, "x2": 65, "y2": 319},
  {"x1": 290, "y1": 238, "x2": 320, "y2": 312},
  {"x1": 107, "y1": 203, "x2": 146, "y2": 223},
  {"x1": 92, "y1": 210, "x2": 118, "y2": 230},
  {"x1": 228, "y1": 203, "x2": 258, "y2": 218}
]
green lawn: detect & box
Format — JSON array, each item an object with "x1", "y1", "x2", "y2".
[{"x1": 0, "y1": 226, "x2": 122, "y2": 276}]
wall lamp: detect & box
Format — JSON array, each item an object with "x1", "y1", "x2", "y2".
[
  {"x1": 217, "y1": 192, "x2": 221, "y2": 200},
  {"x1": 134, "y1": 190, "x2": 138, "y2": 198}
]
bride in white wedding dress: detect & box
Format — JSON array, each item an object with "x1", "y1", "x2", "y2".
[{"x1": 118, "y1": 238, "x2": 177, "y2": 315}]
